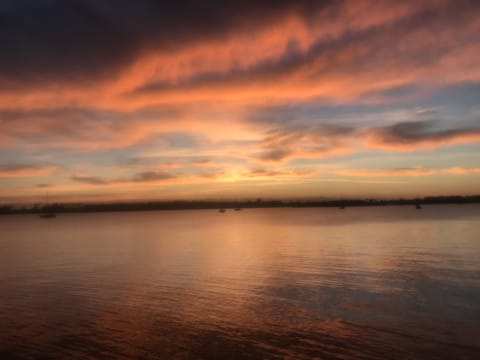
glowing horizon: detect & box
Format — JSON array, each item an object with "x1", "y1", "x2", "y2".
[{"x1": 1, "y1": 1, "x2": 480, "y2": 204}]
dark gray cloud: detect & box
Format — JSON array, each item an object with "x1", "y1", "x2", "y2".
[
  {"x1": 256, "y1": 149, "x2": 294, "y2": 163},
  {"x1": 0, "y1": 163, "x2": 55, "y2": 176},
  {"x1": 246, "y1": 167, "x2": 314, "y2": 178},
  {"x1": 0, "y1": 0, "x2": 331, "y2": 88},
  {"x1": 367, "y1": 120, "x2": 480, "y2": 148},
  {"x1": 247, "y1": 168, "x2": 284, "y2": 177},
  {"x1": 0, "y1": 164, "x2": 34, "y2": 172},
  {"x1": 71, "y1": 175, "x2": 107, "y2": 185},
  {"x1": 0, "y1": 106, "x2": 172, "y2": 123},
  {"x1": 71, "y1": 170, "x2": 177, "y2": 185},
  {"x1": 132, "y1": 171, "x2": 175, "y2": 182},
  {"x1": 132, "y1": 21, "x2": 383, "y2": 95},
  {"x1": 0, "y1": 163, "x2": 50, "y2": 172},
  {"x1": 132, "y1": 1, "x2": 480, "y2": 97},
  {"x1": 253, "y1": 116, "x2": 480, "y2": 161},
  {"x1": 1, "y1": 0, "x2": 477, "y2": 99}
]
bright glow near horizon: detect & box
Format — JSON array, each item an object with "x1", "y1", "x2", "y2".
[{"x1": 1, "y1": 1, "x2": 480, "y2": 203}]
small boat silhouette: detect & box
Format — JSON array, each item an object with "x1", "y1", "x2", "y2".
[
  {"x1": 218, "y1": 208, "x2": 226, "y2": 213},
  {"x1": 39, "y1": 192, "x2": 56, "y2": 219},
  {"x1": 39, "y1": 212, "x2": 56, "y2": 218},
  {"x1": 415, "y1": 196, "x2": 422, "y2": 210},
  {"x1": 339, "y1": 194, "x2": 345, "y2": 209}
]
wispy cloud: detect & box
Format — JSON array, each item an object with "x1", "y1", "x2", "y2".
[
  {"x1": 339, "y1": 166, "x2": 480, "y2": 177},
  {"x1": 191, "y1": 159, "x2": 213, "y2": 166},
  {"x1": 0, "y1": 164, "x2": 56, "y2": 178},
  {"x1": 252, "y1": 124, "x2": 356, "y2": 163},
  {"x1": 444, "y1": 166, "x2": 480, "y2": 175},
  {"x1": 338, "y1": 167, "x2": 439, "y2": 177},
  {"x1": 71, "y1": 171, "x2": 179, "y2": 186},
  {"x1": 131, "y1": 171, "x2": 176, "y2": 183},
  {"x1": 365, "y1": 120, "x2": 480, "y2": 150},
  {"x1": 245, "y1": 167, "x2": 315, "y2": 178},
  {"x1": 71, "y1": 175, "x2": 108, "y2": 185}
]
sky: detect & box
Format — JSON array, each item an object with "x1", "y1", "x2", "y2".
[{"x1": 1, "y1": 0, "x2": 480, "y2": 203}]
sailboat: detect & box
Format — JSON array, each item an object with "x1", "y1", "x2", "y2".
[
  {"x1": 39, "y1": 192, "x2": 56, "y2": 218},
  {"x1": 415, "y1": 195, "x2": 422, "y2": 210},
  {"x1": 339, "y1": 194, "x2": 345, "y2": 209}
]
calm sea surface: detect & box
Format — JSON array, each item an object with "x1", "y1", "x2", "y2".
[{"x1": 1, "y1": 205, "x2": 479, "y2": 359}]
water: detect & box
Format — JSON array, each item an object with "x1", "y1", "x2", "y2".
[{"x1": 1, "y1": 205, "x2": 479, "y2": 359}]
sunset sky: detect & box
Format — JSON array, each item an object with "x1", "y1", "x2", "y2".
[{"x1": 1, "y1": 0, "x2": 480, "y2": 203}]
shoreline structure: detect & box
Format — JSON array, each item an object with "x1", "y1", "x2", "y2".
[{"x1": 1, "y1": 195, "x2": 479, "y2": 215}]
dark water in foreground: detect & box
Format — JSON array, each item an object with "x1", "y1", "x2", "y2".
[{"x1": 1, "y1": 205, "x2": 479, "y2": 359}]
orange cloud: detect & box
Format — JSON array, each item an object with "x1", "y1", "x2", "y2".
[
  {"x1": 0, "y1": 0, "x2": 478, "y2": 112},
  {"x1": 444, "y1": 166, "x2": 480, "y2": 175},
  {"x1": 191, "y1": 159, "x2": 213, "y2": 167}
]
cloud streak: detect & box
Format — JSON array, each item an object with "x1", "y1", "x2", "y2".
[
  {"x1": 245, "y1": 168, "x2": 315, "y2": 178},
  {"x1": 338, "y1": 167, "x2": 439, "y2": 177},
  {"x1": 339, "y1": 166, "x2": 480, "y2": 177},
  {"x1": 71, "y1": 171, "x2": 178, "y2": 186},
  {"x1": 0, "y1": 164, "x2": 56, "y2": 178},
  {"x1": 365, "y1": 120, "x2": 480, "y2": 150}
]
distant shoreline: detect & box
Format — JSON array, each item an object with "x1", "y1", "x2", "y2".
[{"x1": 1, "y1": 195, "x2": 479, "y2": 215}]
